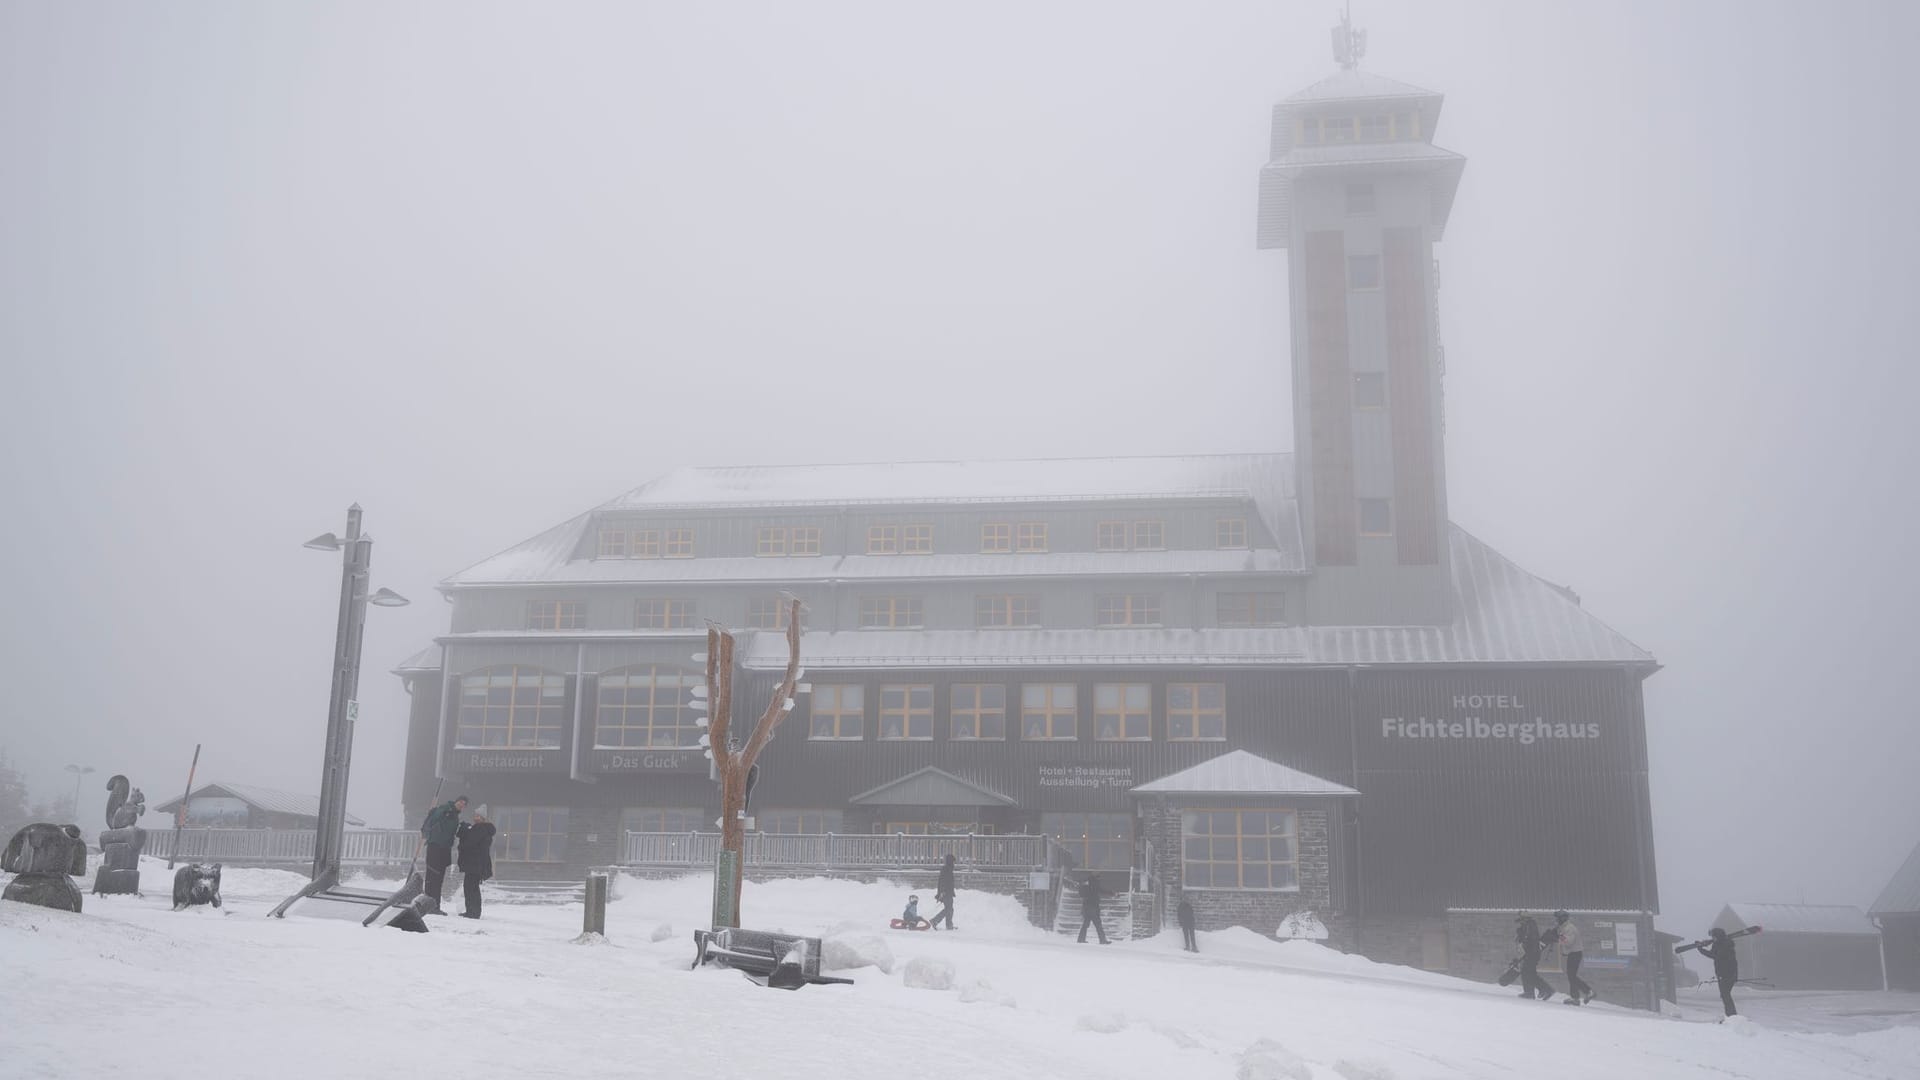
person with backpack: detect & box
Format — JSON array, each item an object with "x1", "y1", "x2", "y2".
[
  {"x1": 454, "y1": 811, "x2": 495, "y2": 920},
  {"x1": 417, "y1": 795, "x2": 467, "y2": 915},
  {"x1": 1697, "y1": 927, "x2": 1740, "y2": 1017},
  {"x1": 931, "y1": 854, "x2": 958, "y2": 930},
  {"x1": 1514, "y1": 912, "x2": 1552, "y2": 1000},
  {"x1": 1076, "y1": 873, "x2": 1109, "y2": 945},
  {"x1": 1549, "y1": 910, "x2": 1594, "y2": 1004},
  {"x1": 1177, "y1": 895, "x2": 1198, "y2": 952}
]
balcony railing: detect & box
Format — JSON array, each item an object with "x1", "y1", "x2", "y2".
[
  {"x1": 141, "y1": 828, "x2": 418, "y2": 866},
  {"x1": 619, "y1": 831, "x2": 1049, "y2": 872}
]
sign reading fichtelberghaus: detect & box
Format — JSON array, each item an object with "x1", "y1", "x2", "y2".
[{"x1": 1378, "y1": 692, "x2": 1601, "y2": 743}]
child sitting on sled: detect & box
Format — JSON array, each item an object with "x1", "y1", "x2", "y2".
[{"x1": 901, "y1": 894, "x2": 922, "y2": 925}]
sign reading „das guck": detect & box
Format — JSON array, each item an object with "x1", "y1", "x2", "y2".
[{"x1": 1380, "y1": 693, "x2": 1599, "y2": 744}]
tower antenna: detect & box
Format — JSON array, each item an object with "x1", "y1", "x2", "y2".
[{"x1": 1332, "y1": 2, "x2": 1367, "y2": 70}]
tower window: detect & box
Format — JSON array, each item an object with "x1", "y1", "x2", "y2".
[
  {"x1": 1353, "y1": 373, "x2": 1388, "y2": 409},
  {"x1": 1299, "y1": 117, "x2": 1321, "y2": 146},
  {"x1": 1323, "y1": 116, "x2": 1355, "y2": 144},
  {"x1": 1348, "y1": 254, "x2": 1381, "y2": 290},
  {"x1": 1360, "y1": 114, "x2": 1390, "y2": 142},
  {"x1": 1359, "y1": 498, "x2": 1394, "y2": 536},
  {"x1": 1345, "y1": 183, "x2": 1375, "y2": 215}
]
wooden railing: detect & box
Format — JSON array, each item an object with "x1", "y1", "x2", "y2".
[
  {"x1": 619, "y1": 831, "x2": 1048, "y2": 871},
  {"x1": 142, "y1": 828, "x2": 419, "y2": 866}
]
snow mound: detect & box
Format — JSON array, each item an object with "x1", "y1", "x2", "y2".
[
  {"x1": 1149, "y1": 1023, "x2": 1198, "y2": 1049},
  {"x1": 1277, "y1": 910, "x2": 1329, "y2": 940},
  {"x1": 1236, "y1": 1038, "x2": 1311, "y2": 1080},
  {"x1": 1333, "y1": 1058, "x2": 1395, "y2": 1080},
  {"x1": 902, "y1": 955, "x2": 954, "y2": 990},
  {"x1": 1076, "y1": 1012, "x2": 1129, "y2": 1034},
  {"x1": 823, "y1": 932, "x2": 894, "y2": 974},
  {"x1": 1721, "y1": 1016, "x2": 1758, "y2": 1036},
  {"x1": 957, "y1": 978, "x2": 1015, "y2": 1007},
  {"x1": 649, "y1": 923, "x2": 674, "y2": 943},
  {"x1": 570, "y1": 931, "x2": 610, "y2": 946}
]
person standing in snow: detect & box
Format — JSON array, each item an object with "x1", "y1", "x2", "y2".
[
  {"x1": 1549, "y1": 910, "x2": 1593, "y2": 1004},
  {"x1": 418, "y1": 795, "x2": 467, "y2": 914},
  {"x1": 1696, "y1": 927, "x2": 1740, "y2": 1017},
  {"x1": 1177, "y1": 895, "x2": 1198, "y2": 952},
  {"x1": 1076, "y1": 873, "x2": 1109, "y2": 944},
  {"x1": 931, "y1": 854, "x2": 958, "y2": 930},
  {"x1": 1514, "y1": 912, "x2": 1551, "y2": 1000},
  {"x1": 455, "y1": 811, "x2": 495, "y2": 920}
]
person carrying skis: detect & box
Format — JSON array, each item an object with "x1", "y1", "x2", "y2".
[
  {"x1": 455, "y1": 811, "x2": 495, "y2": 920},
  {"x1": 931, "y1": 854, "x2": 958, "y2": 930},
  {"x1": 418, "y1": 795, "x2": 467, "y2": 915},
  {"x1": 1697, "y1": 927, "x2": 1740, "y2": 1017},
  {"x1": 1076, "y1": 873, "x2": 1109, "y2": 944},
  {"x1": 1514, "y1": 912, "x2": 1551, "y2": 1000},
  {"x1": 1549, "y1": 910, "x2": 1593, "y2": 1004},
  {"x1": 1177, "y1": 895, "x2": 1198, "y2": 953}
]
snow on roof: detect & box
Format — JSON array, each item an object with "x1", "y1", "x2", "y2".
[
  {"x1": 849, "y1": 767, "x2": 1017, "y2": 807},
  {"x1": 1719, "y1": 903, "x2": 1879, "y2": 936},
  {"x1": 1132, "y1": 750, "x2": 1357, "y2": 796},
  {"x1": 393, "y1": 644, "x2": 443, "y2": 675},
  {"x1": 1869, "y1": 839, "x2": 1920, "y2": 915},
  {"x1": 1284, "y1": 69, "x2": 1440, "y2": 105},
  {"x1": 152, "y1": 782, "x2": 365, "y2": 827}
]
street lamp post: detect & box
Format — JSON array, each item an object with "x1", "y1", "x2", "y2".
[
  {"x1": 65, "y1": 763, "x2": 95, "y2": 823},
  {"x1": 302, "y1": 505, "x2": 408, "y2": 885}
]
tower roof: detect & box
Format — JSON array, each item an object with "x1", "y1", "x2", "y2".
[{"x1": 1284, "y1": 68, "x2": 1439, "y2": 106}]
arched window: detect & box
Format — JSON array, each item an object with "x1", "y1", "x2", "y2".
[
  {"x1": 456, "y1": 666, "x2": 567, "y2": 748},
  {"x1": 595, "y1": 665, "x2": 703, "y2": 749}
]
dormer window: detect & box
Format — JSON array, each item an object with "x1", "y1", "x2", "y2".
[
  {"x1": 1323, "y1": 116, "x2": 1355, "y2": 144},
  {"x1": 1360, "y1": 114, "x2": 1390, "y2": 141}
]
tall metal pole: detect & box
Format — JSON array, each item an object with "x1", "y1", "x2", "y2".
[{"x1": 309, "y1": 505, "x2": 372, "y2": 883}]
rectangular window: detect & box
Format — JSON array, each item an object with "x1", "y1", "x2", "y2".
[
  {"x1": 758, "y1": 809, "x2": 843, "y2": 835},
  {"x1": 1359, "y1": 114, "x2": 1390, "y2": 142},
  {"x1": 746, "y1": 596, "x2": 798, "y2": 630},
  {"x1": 1016, "y1": 522, "x2": 1048, "y2": 552},
  {"x1": 1348, "y1": 253, "x2": 1380, "y2": 290},
  {"x1": 1353, "y1": 372, "x2": 1388, "y2": 409},
  {"x1": 634, "y1": 598, "x2": 697, "y2": 630},
  {"x1": 1096, "y1": 521, "x2": 1129, "y2": 551},
  {"x1": 975, "y1": 594, "x2": 1040, "y2": 628},
  {"x1": 1299, "y1": 116, "x2": 1320, "y2": 145},
  {"x1": 859, "y1": 595, "x2": 923, "y2": 629},
  {"x1": 808, "y1": 685, "x2": 864, "y2": 740},
  {"x1": 1218, "y1": 592, "x2": 1286, "y2": 627},
  {"x1": 1324, "y1": 116, "x2": 1355, "y2": 143},
  {"x1": 900, "y1": 523, "x2": 934, "y2": 554},
  {"x1": 630, "y1": 529, "x2": 662, "y2": 559},
  {"x1": 789, "y1": 526, "x2": 822, "y2": 556},
  {"x1": 949, "y1": 684, "x2": 1007, "y2": 740},
  {"x1": 663, "y1": 528, "x2": 694, "y2": 558},
  {"x1": 1396, "y1": 111, "x2": 1420, "y2": 140},
  {"x1": 1359, "y1": 498, "x2": 1393, "y2": 536},
  {"x1": 1093, "y1": 683, "x2": 1152, "y2": 741},
  {"x1": 456, "y1": 667, "x2": 567, "y2": 748},
  {"x1": 1042, "y1": 812, "x2": 1133, "y2": 871},
  {"x1": 1020, "y1": 683, "x2": 1077, "y2": 741},
  {"x1": 1345, "y1": 182, "x2": 1375, "y2": 214},
  {"x1": 526, "y1": 600, "x2": 586, "y2": 631},
  {"x1": 756, "y1": 527, "x2": 786, "y2": 556},
  {"x1": 1097, "y1": 594, "x2": 1161, "y2": 627},
  {"x1": 980, "y1": 523, "x2": 1013, "y2": 553},
  {"x1": 1167, "y1": 682, "x2": 1227, "y2": 740},
  {"x1": 620, "y1": 807, "x2": 704, "y2": 834},
  {"x1": 1216, "y1": 518, "x2": 1248, "y2": 548},
  {"x1": 1132, "y1": 520, "x2": 1164, "y2": 550},
  {"x1": 867, "y1": 525, "x2": 899, "y2": 555},
  {"x1": 598, "y1": 530, "x2": 627, "y2": 558},
  {"x1": 594, "y1": 665, "x2": 701, "y2": 749},
  {"x1": 1181, "y1": 809, "x2": 1298, "y2": 891},
  {"x1": 878, "y1": 684, "x2": 933, "y2": 740},
  {"x1": 497, "y1": 806, "x2": 569, "y2": 863}
]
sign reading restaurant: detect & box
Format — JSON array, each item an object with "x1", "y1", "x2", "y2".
[
  {"x1": 449, "y1": 748, "x2": 568, "y2": 773},
  {"x1": 1378, "y1": 692, "x2": 1600, "y2": 743}
]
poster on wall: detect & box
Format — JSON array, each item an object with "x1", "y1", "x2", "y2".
[{"x1": 1614, "y1": 922, "x2": 1639, "y2": 957}]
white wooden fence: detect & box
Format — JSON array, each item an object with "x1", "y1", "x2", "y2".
[{"x1": 618, "y1": 831, "x2": 1049, "y2": 871}]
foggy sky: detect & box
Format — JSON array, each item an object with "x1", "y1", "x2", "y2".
[{"x1": 2, "y1": 1, "x2": 1915, "y2": 938}]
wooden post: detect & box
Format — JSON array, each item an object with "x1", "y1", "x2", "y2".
[
  {"x1": 705, "y1": 601, "x2": 803, "y2": 927},
  {"x1": 583, "y1": 873, "x2": 608, "y2": 936}
]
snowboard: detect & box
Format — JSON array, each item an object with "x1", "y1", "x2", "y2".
[
  {"x1": 1675, "y1": 925, "x2": 1761, "y2": 954},
  {"x1": 1496, "y1": 957, "x2": 1524, "y2": 987},
  {"x1": 889, "y1": 918, "x2": 932, "y2": 931}
]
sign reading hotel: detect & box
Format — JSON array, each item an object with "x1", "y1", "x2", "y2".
[
  {"x1": 1038, "y1": 764, "x2": 1135, "y2": 790},
  {"x1": 1379, "y1": 693, "x2": 1600, "y2": 744},
  {"x1": 449, "y1": 748, "x2": 568, "y2": 773},
  {"x1": 586, "y1": 749, "x2": 708, "y2": 774}
]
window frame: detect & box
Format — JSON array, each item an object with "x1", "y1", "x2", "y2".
[
  {"x1": 1093, "y1": 682, "x2": 1152, "y2": 741},
  {"x1": 1096, "y1": 521, "x2": 1129, "y2": 552},
  {"x1": 593, "y1": 664, "x2": 703, "y2": 750},
  {"x1": 1180, "y1": 809, "x2": 1300, "y2": 892},
  {"x1": 975, "y1": 594, "x2": 1040, "y2": 629},
  {"x1": 949, "y1": 683, "x2": 1007, "y2": 741},
  {"x1": 1015, "y1": 522, "x2": 1048, "y2": 552},
  {"x1": 858, "y1": 595, "x2": 924, "y2": 629},
  {"x1": 630, "y1": 529, "x2": 662, "y2": 559},
  {"x1": 598, "y1": 530, "x2": 628, "y2": 558},
  {"x1": 634, "y1": 597, "x2": 698, "y2": 630},
  {"x1": 663, "y1": 527, "x2": 694, "y2": 558},
  {"x1": 808, "y1": 684, "x2": 865, "y2": 741},
  {"x1": 746, "y1": 596, "x2": 797, "y2": 630},
  {"x1": 756, "y1": 809, "x2": 843, "y2": 835},
  {"x1": 526, "y1": 600, "x2": 587, "y2": 631},
  {"x1": 496, "y1": 806, "x2": 569, "y2": 864},
  {"x1": 455, "y1": 665, "x2": 568, "y2": 749},
  {"x1": 1042, "y1": 812, "x2": 1133, "y2": 871},
  {"x1": 1167, "y1": 682, "x2": 1227, "y2": 741},
  {"x1": 1216, "y1": 518, "x2": 1249, "y2": 549},
  {"x1": 867, "y1": 524, "x2": 899, "y2": 555},
  {"x1": 900, "y1": 523, "x2": 934, "y2": 554},
  {"x1": 1020, "y1": 683, "x2": 1077, "y2": 741},
  {"x1": 1096, "y1": 593, "x2": 1161, "y2": 627},
  {"x1": 980, "y1": 522, "x2": 1013, "y2": 553},
  {"x1": 788, "y1": 526, "x2": 822, "y2": 556},
  {"x1": 1218, "y1": 591, "x2": 1286, "y2": 628},
  {"x1": 877, "y1": 683, "x2": 934, "y2": 741},
  {"x1": 755, "y1": 527, "x2": 787, "y2": 557}
]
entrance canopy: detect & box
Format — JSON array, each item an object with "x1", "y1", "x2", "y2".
[
  {"x1": 1131, "y1": 750, "x2": 1358, "y2": 797},
  {"x1": 850, "y1": 767, "x2": 1017, "y2": 808}
]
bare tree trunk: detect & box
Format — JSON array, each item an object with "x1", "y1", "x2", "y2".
[{"x1": 706, "y1": 601, "x2": 802, "y2": 927}]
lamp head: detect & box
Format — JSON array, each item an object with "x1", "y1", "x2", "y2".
[
  {"x1": 303, "y1": 533, "x2": 344, "y2": 552},
  {"x1": 368, "y1": 587, "x2": 410, "y2": 608}
]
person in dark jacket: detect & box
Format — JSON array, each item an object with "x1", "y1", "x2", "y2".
[
  {"x1": 418, "y1": 795, "x2": 467, "y2": 914},
  {"x1": 1076, "y1": 874, "x2": 1109, "y2": 944},
  {"x1": 455, "y1": 812, "x2": 495, "y2": 920},
  {"x1": 1515, "y1": 913, "x2": 1551, "y2": 1000},
  {"x1": 1177, "y1": 896, "x2": 1198, "y2": 952},
  {"x1": 931, "y1": 854, "x2": 957, "y2": 930},
  {"x1": 1697, "y1": 927, "x2": 1740, "y2": 1017}
]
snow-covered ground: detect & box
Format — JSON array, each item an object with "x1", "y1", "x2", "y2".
[{"x1": 4, "y1": 860, "x2": 1917, "y2": 1080}]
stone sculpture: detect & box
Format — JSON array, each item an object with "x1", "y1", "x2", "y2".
[
  {"x1": 171, "y1": 862, "x2": 223, "y2": 910},
  {"x1": 1, "y1": 822, "x2": 88, "y2": 912},
  {"x1": 93, "y1": 774, "x2": 147, "y2": 896}
]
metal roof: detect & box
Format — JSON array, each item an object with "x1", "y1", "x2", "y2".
[
  {"x1": 1869, "y1": 839, "x2": 1920, "y2": 915},
  {"x1": 848, "y1": 767, "x2": 1016, "y2": 807},
  {"x1": 1719, "y1": 902, "x2": 1880, "y2": 936},
  {"x1": 152, "y1": 782, "x2": 365, "y2": 827},
  {"x1": 1257, "y1": 142, "x2": 1466, "y2": 248},
  {"x1": 393, "y1": 644, "x2": 443, "y2": 675},
  {"x1": 1132, "y1": 750, "x2": 1357, "y2": 796},
  {"x1": 1284, "y1": 69, "x2": 1440, "y2": 105}
]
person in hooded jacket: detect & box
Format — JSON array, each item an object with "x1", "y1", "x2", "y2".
[
  {"x1": 1549, "y1": 910, "x2": 1594, "y2": 1004},
  {"x1": 1076, "y1": 873, "x2": 1109, "y2": 944},
  {"x1": 1177, "y1": 896, "x2": 1198, "y2": 952},
  {"x1": 1697, "y1": 927, "x2": 1740, "y2": 1017},
  {"x1": 418, "y1": 795, "x2": 467, "y2": 914},
  {"x1": 931, "y1": 854, "x2": 958, "y2": 930},
  {"x1": 1515, "y1": 912, "x2": 1552, "y2": 1000},
  {"x1": 455, "y1": 812, "x2": 496, "y2": 920}
]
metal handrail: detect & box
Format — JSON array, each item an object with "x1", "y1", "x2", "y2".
[
  {"x1": 618, "y1": 831, "x2": 1047, "y2": 871},
  {"x1": 142, "y1": 827, "x2": 417, "y2": 865}
]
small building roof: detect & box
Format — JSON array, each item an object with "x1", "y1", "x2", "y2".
[
  {"x1": 849, "y1": 767, "x2": 1016, "y2": 807},
  {"x1": 153, "y1": 782, "x2": 366, "y2": 827},
  {"x1": 1718, "y1": 902, "x2": 1880, "y2": 936},
  {"x1": 1283, "y1": 69, "x2": 1440, "y2": 105},
  {"x1": 1870, "y1": 838, "x2": 1920, "y2": 916},
  {"x1": 1131, "y1": 750, "x2": 1357, "y2": 797}
]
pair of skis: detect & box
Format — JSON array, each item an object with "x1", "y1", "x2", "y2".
[{"x1": 1676, "y1": 924, "x2": 1762, "y2": 954}]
